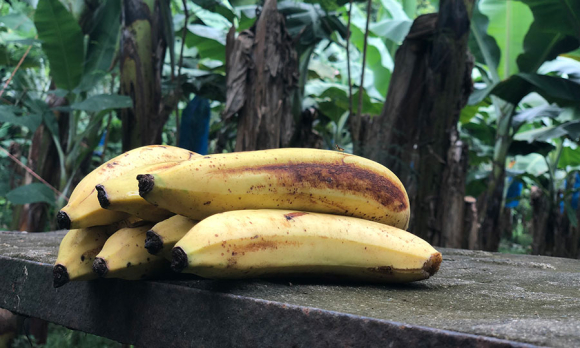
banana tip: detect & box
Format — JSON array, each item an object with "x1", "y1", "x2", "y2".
[
  {"x1": 96, "y1": 184, "x2": 110, "y2": 208},
  {"x1": 53, "y1": 264, "x2": 69, "y2": 288},
  {"x1": 424, "y1": 252, "x2": 443, "y2": 277},
  {"x1": 137, "y1": 174, "x2": 155, "y2": 197},
  {"x1": 144, "y1": 230, "x2": 163, "y2": 255},
  {"x1": 56, "y1": 211, "x2": 71, "y2": 230},
  {"x1": 171, "y1": 247, "x2": 188, "y2": 273},
  {"x1": 93, "y1": 258, "x2": 109, "y2": 277}
]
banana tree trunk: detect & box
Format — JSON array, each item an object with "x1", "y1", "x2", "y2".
[
  {"x1": 120, "y1": 0, "x2": 170, "y2": 151},
  {"x1": 17, "y1": 93, "x2": 69, "y2": 232},
  {"x1": 223, "y1": 0, "x2": 298, "y2": 151},
  {"x1": 359, "y1": 0, "x2": 475, "y2": 245}
]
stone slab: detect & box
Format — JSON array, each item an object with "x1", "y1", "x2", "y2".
[{"x1": 1, "y1": 231, "x2": 579, "y2": 347}]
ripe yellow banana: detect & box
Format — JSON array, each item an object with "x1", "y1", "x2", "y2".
[
  {"x1": 95, "y1": 162, "x2": 185, "y2": 222},
  {"x1": 53, "y1": 225, "x2": 113, "y2": 288},
  {"x1": 172, "y1": 209, "x2": 442, "y2": 283},
  {"x1": 144, "y1": 215, "x2": 198, "y2": 260},
  {"x1": 139, "y1": 148, "x2": 410, "y2": 229},
  {"x1": 57, "y1": 145, "x2": 197, "y2": 230},
  {"x1": 92, "y1": 223, "x2": 168, "y2": 280}
]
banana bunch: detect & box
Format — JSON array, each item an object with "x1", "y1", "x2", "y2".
[{"x1": 53, "y1": 146, "x2": 442, "y2": 287}]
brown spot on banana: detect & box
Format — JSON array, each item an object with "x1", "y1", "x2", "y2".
[
  {"x1": 222, "y1": 161, "x2": 408, "y2": 212},
  {"x1": 284, "y1": 212, "x2": 308, "y2": 220}
]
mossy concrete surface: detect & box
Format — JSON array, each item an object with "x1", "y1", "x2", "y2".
[{"x1": 1, "y1": 231, "x2": 579, "y2": 347}]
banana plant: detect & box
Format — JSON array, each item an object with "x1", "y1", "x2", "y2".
[
  {"x1": 466, "y1": 0, "x2": 580, "y2": 250},
  {"x1": 0, "y1": 0, "x2": 131, "y2": 230}
]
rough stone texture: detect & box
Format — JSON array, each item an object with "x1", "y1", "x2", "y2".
[{"x1": 1, "y1": 231, "x2": 579, "y2": 347}]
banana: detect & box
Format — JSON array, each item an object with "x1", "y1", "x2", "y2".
[
  {"x1": 53, "y1": 225, "x2": 113, "y2": 288},
  {"x1": 95, "y1": 162, "x2": 184, "y2": 222},
  {"x1": 171, "y1": 209, "x2": 442, "y2": 283},
  {"x1": 138, "y1": 148, "x2": 410, "y2": 229},
  {"x1": 145, "y1": 215, "x2": 198, "y2": 260},
  {"x1": 52, "y1": 217, "x2": 148, "y2": 287},
  {"x1": 92, "y1": 223, "x2": 168, "y2": 280},
  {"x1": 57, "y1": 145, "x2": 197, "y2": 230}
]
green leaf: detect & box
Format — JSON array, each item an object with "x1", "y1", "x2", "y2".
[
  {"x1": 508, "y1": 140, "x2": 555, "y2": 157},
  {"x1": 0, "y1": 12, "x2": 36, "y2": 37},
  {"x1": 479, "y1": 0, "x2": 533, "y2": 79},
  {"x1": 191, "y1": 0, "x2": 236, "y2": 23},
  {"x1": 515, "y1": 120, "x2": 580, "y2": 142},
  {"x1": 369, "y1": 19, "x2": 412, "y2": 43},
  {"x1": 492, "y1": 73, "x2": 580, "y2": 106},
  {"x1": 559, "y1": 145, "x2": 580, "y2": 169},
  {"x1": 512, "y1": 104, "x2": 562, "y2": 129},
  {"x1": 186, "y1": 24, "x2": 226, "y2": 62},
  {"x1": 539, "y1": 57, "x2": 580, "y2": 83},
  {"x1": 516, "y1": 0, "x2": 580, "y2": 74},
  {"x1": 349, "y1": 21, "x2": 393, "y2": 96},
  {"x1": 70, "y1": 94, "x2": 133, "y2": 113},
  {"x1": 518, "y1": 0, "x2": 580, "y2": 37},
  {"x1": 379, "y1": 0, "x2": 411, "y2": 20},
  {"x1": 512, "y1": 153, "x2": 549, "y2": 176},
  {"x1": 77, "y1": 0, "x2": 121, "y2": 91},
  {"x1": 468, "y1": 83, "x2": 495, "y2": 105},
  {"x1": 468, "y1": 0, "x2": 500, "y2": 81},
  {"x1": 0, "y1": 105, "x2": 42, "y2": 131},
  {"x1": 189, "y1": 2, "x2": 231, "y2": 31},
  {"x1": 6, "y1": 183, "x2": 56, "y2": 206},
  {"x1": 518, "y1": 30, "x2": 579, "y2": 74},
  {"x1": 34, "y1": 0, "x2": 84, "y2": 91}
]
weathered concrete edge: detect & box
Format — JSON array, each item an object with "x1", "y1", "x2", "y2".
[{"x1": 0, "y1": 256, "x2": 539, "y2": 348}]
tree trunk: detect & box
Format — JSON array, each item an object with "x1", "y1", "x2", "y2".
[
  {"x1": 223, "y1": 0, "x2": 298, "y2": 151},
  {"x1": 359, "y1": 0, "x2": 474, "y2": 244},
  {"x1": 463, "y1": 196, "x2": 479, "y2": 250},
  {"x1": 477, "y1": 171, "x2": 505, "y2": 251},
  {"x1": 439, "y1": 133, "x2": 469, "y2": 248},
  {"x1": 530, "y1": 186, "x2": 550, "y2": 255},
  {"x1": 554, "y1": 176, "x2": 580, "y2": 259},
  {"x1": 120, "y1": 0, "x2": 170, "y2": 151}
]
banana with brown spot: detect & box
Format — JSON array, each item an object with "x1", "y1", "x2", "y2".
[
  {"x1": 95, "y1": 162, "x2": 186, "y2": 222},
  {"x1": 138, "y1": 148, "x2": 410, "y2": 229},
  {"x1": 171, "y1": 209, "x2": 442, "y2": 283},
  {"x1": 57, "y1": 145, "x2": 198, "y2": 229},
  {"x1": 92, "y1": 223, "x2": 168, "y2": 280},
  {"x1": 53, "y1": 225, "x2": 114, "y2": 288},
  {"x1": 145, "y1": 215, "x2": 198, "y2": 260}
]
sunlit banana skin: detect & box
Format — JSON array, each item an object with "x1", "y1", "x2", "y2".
[
  {"x1": 139, "y1": 148, "x2": 410, "y2": 229},
  {"x1": 57, "y1": 145, "x2": 197, "y2": 230},
  {"x1": 95, "y1": 162, "x2": 186, "y2": 222},
  {"x1": 145, "y1": 215, "x2": 198, "y2": 260},
  {"x1": 92, "y1": 223, "x2": 168, "y2": 280},
  {"x1": 172, "y1": 210, "x2": 442, "y2": 283},
  {"x1": 53, "y1": 226, "x2": 113, "y2": 288}
]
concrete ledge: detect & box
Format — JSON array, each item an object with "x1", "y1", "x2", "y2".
[{"x1": 1, "y1": 231, "x2": 579, "y2": 347}]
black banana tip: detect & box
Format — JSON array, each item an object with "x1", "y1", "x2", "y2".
[
  {"x1": 144, "y1": 230, "x2": 163, "y2": 255},
  {"x1": 53, "y1": 264, "x2": 69, "y2": 288},
  {"x1": 171, "y1": 247, "x2": 188, "y2": 273},
  {"x1": 96, "y1": 184, "x2": 110, "y2": 208},
  {"x1": 137, "y1": 174, "x2": 155, "y2": 198},
  {"x1": 92, "y1": 258, "x2": 108, "y2": 277},
  {"x1": 56, "y1": 211, "x2": 71, "y2": 230}
]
